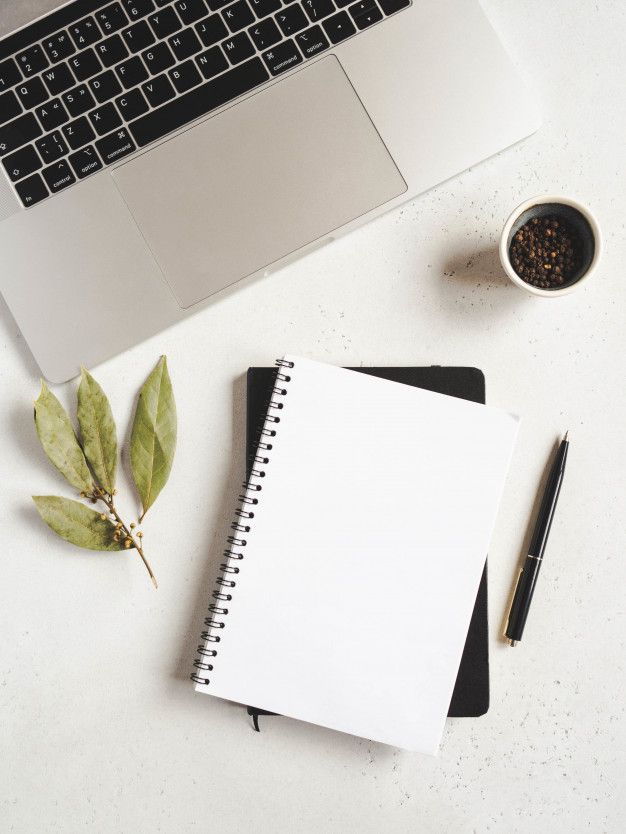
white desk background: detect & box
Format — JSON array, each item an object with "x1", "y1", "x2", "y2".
[{"x1": 1, "y1": 2, "x2": 625, "y2": 832}]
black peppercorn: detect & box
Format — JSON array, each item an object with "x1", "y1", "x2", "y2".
[{"x1": 509, "y1": 215, "x2": 583, "y2": 289}]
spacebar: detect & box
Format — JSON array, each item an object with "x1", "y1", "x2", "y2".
[{"x1": 129, "y1": 59, "x2": 270, "y2": 148}]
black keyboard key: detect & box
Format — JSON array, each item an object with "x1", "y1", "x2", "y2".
[
  {"x1": 15, "y1": 172, "x2": 48, "y2": 207},
  {"x1": 249, "y1": 18, "x2": 281, "y2": 50},
  {"x1": 15, "y1": 77, "x2": 48, "y2": 110},
  {"x1": 334, "y1": 0, "x2": 351, "y2": 6},
  {"x1": 222, "y1": 0, "x2": 255, "y2": 32},
  {"x1": 89, "y1": 102, "x2": 123, "y2": 136},
  {"x1": 0, "y1": 113, "x2": 42, "y2": 156},
  {"x1": 62, "y1": 116, "x2": 96, "y2": 150},
  {"x1": 96, "y1": 34, "x2": 130, "y2": 67},
  {"x1": 276, "y1": 4, "x2": 308, "y2": 35},
  {"x1": 296, "y1": 24, "x2": 329, "y2": 57},
  {"x1": 196, "y1": 14, "x2": 229, "y2": 46},
  {"x1": 36, "y1": 98, "x2": 70, "y2": 130},
  {"x1": 149, "y1": 7, "x2": 183, "y2": 39},
  {"x1": 354, "y1": 6, "x2": 381, "y2": 27},
  {"x1": 169, "y1": 28, "x2": 203, "y2": 60},
  {"x1": 302, "y1": 0, "x2": 334, "y2": 21},
  {"x1": 347, "y1": 0, "x2": 375, "y2": 14},
  {"x1": 322, "y1": 10, "x2": 355, "y2": 42},
  {"x1": 222, "y1": 33, "x2": 255, "y2": 64},
  {"x1": 69, "y1": 48, "x2": 103, "y2": 82},
  {"x1": 43, "y1": 31, "x2": 76, "y2": 64},
  {"x1": 262, "y1": 38, "x2": 301, "y2": 75},
  {"x1": 175, "y1": 0, "x2": 209, "y2": 24},
  {"x1": 207, "y1": 0, "x2": 232, "y2": 9},
  {"x1": 2, "y1": 144, "x2": 42, "y2": 182},
  {"x1": 42, "y1": 159, "x2": 76, "y2": 192},
  {"x1": 35, "y1": 130, "x2": 69, "y2": 164},
  {"x1": 95, "y1": 127, "x2": 136, "y2": 163},
  {"x1": 90, "y1": 70, "x2": 123, "y2": 103},
  {"x1": 0, "y1": 58, "x2": 22, "y2": 92},
  {"x1": 0, "y1": 90, "x2": 22, "y2": 124},
  {"x1": 15, "y1": 46, "x2": 49, "y2": 78},
  {"x1": 69, "y1": 17, "x2": 102, "y2": 49},
  {"x1": 142, "y1": 42, "x2": 176, "y2": 73},
  {"x1": 349, "y1": 0, "x2": 381, "y2": 27},
  {"x1": 122, "y1": 20, "x2": 156, "y2": 52},
  {"x1": 116, "y1": 87, "x2": 149, "y2": 119},
  {"x1": 62, "y1": 84, "x2": 97, "y2": 117},
  {"x1": 116, "y1": 56, "x2": 150, "y2": 88},
  {"x1": 195, "y1": 46, "x2": 228, "y2": 79},
  {"x1": 142, "y1": 73, "x2": 176, "y2": 106},
  {"x1": 249, "y1": 0, "x2": 281, "y2": 17},
  {"x1": 42, "y1": 64, "x2": 75, "y2": 96},
  {"x1": 168, "y1": 59, "x2": 202, "y2": 92},
  {"x1": 378, "y1": 0, "x2": 408, "y2": 12},
  {"x1": 122, "y1": 0, "x2": 156, "y2": 19},
  {"x1": 96, "y1": 3, "x2": 129, "y2": 34},
  {"x1": 69, "y1": 145, "x2": 104, "y2": 179},
  {"x1": 130, "y1": 57, "x2": 268, "y2": 146}
]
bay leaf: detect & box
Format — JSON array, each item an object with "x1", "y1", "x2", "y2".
[
  {"x1": 34, "y1": 382, "x2": 94, "y2": 495},
  {"x1": 130, "y1": 356, "x2": 177, "y2": 520},
  {"x1": 77, "y1": 367, "x2": 118, "y2": 494},
  {"x1": 32, "y1": 496, "x2": 125, "y2": 551}
]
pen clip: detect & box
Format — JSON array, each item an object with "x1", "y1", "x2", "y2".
[{"x1": 502, "y1": 567, "x2": 523, "y2": 638}]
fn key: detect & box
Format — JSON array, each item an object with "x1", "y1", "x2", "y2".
[{"x1": 15, "y1": 172, "x2": 48, "y2": 207}]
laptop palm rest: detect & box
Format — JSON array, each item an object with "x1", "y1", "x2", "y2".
[{"x1": 112, "y1": 56, "x2": 406, "y2": 309}]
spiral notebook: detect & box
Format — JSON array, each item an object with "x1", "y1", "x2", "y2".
[
  {"x1": 245, "y1": 365, "x2": 492, "y2": 723},
  {"x1": 193, "y1": 356, "x2": 519, "y2": 753}
]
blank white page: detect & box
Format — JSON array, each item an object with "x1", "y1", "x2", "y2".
[{"x1": 196, "y1": 356, "x2": 519, "y2": 753}]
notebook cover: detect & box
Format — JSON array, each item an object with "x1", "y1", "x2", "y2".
[{"x1": 246, "y1": 366, "x2": 489, "y2": 719}]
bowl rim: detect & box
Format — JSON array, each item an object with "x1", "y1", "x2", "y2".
[{"x1": 499, "y1": 195, "x2": 602, "y2": 297}]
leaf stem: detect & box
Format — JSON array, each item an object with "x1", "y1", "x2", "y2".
[{"x1": 96, "y1": 491, "x2": 158, "y2": 589}]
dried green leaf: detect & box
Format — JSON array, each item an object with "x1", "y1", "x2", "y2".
[
  {"x1": 77, "y1": 367, "x2": 118, "y2": 494},
  {"x1": 34, "y1": 382, "x2": 94, "y2": 495},
  {"x1": 130, "y1": 356, "x2": 177, "y2": 520},
  {"x1": 32, "y1": 496, "x2": 125, "y2": 551}
]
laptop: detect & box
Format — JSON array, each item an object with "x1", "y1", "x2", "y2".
[{"x1": 0, "y1": 0, "x2": 539, "y2": 381}]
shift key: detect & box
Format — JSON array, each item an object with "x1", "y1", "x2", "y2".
[{"x1": 95, "y1": 127, "x2": 136, "y2": 165}]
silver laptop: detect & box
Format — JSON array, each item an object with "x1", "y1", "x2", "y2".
[{"x1": 0, "y1": 0, "x2": 539, "y2": 381}]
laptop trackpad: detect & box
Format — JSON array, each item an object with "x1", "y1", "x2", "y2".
[{"x1": 112, "y1": 56, "x2": 406, "y2": 309}]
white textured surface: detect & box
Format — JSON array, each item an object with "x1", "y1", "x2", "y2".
[{"x1": 1, "y1": 1, "x2": 625, "y2": 832}]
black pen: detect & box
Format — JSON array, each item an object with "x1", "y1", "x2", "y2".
[{"x1": 505, "y1": 432, "x2": 569, "y2": 646}]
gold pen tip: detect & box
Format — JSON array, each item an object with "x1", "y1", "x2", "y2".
[{"x1": 509, "y1": 639, "x2": 517, "y2": 647}]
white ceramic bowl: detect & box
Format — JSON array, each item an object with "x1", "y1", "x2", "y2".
[{"x1": 499, "y1": 195, "x2": 601, "y2": 297}]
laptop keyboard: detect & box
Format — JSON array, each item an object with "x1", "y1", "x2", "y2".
[{"x1": 0, "y1": 0, "x2": 410, "y2": 208}]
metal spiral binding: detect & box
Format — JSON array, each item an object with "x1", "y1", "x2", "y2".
[{"x1": 191, "y1": 358, "x2": 295, "y2": 685}]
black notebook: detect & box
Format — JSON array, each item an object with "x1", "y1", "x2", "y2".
[{"x1": 246, "y1": 366, "x2": 490, "y2": 720}]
